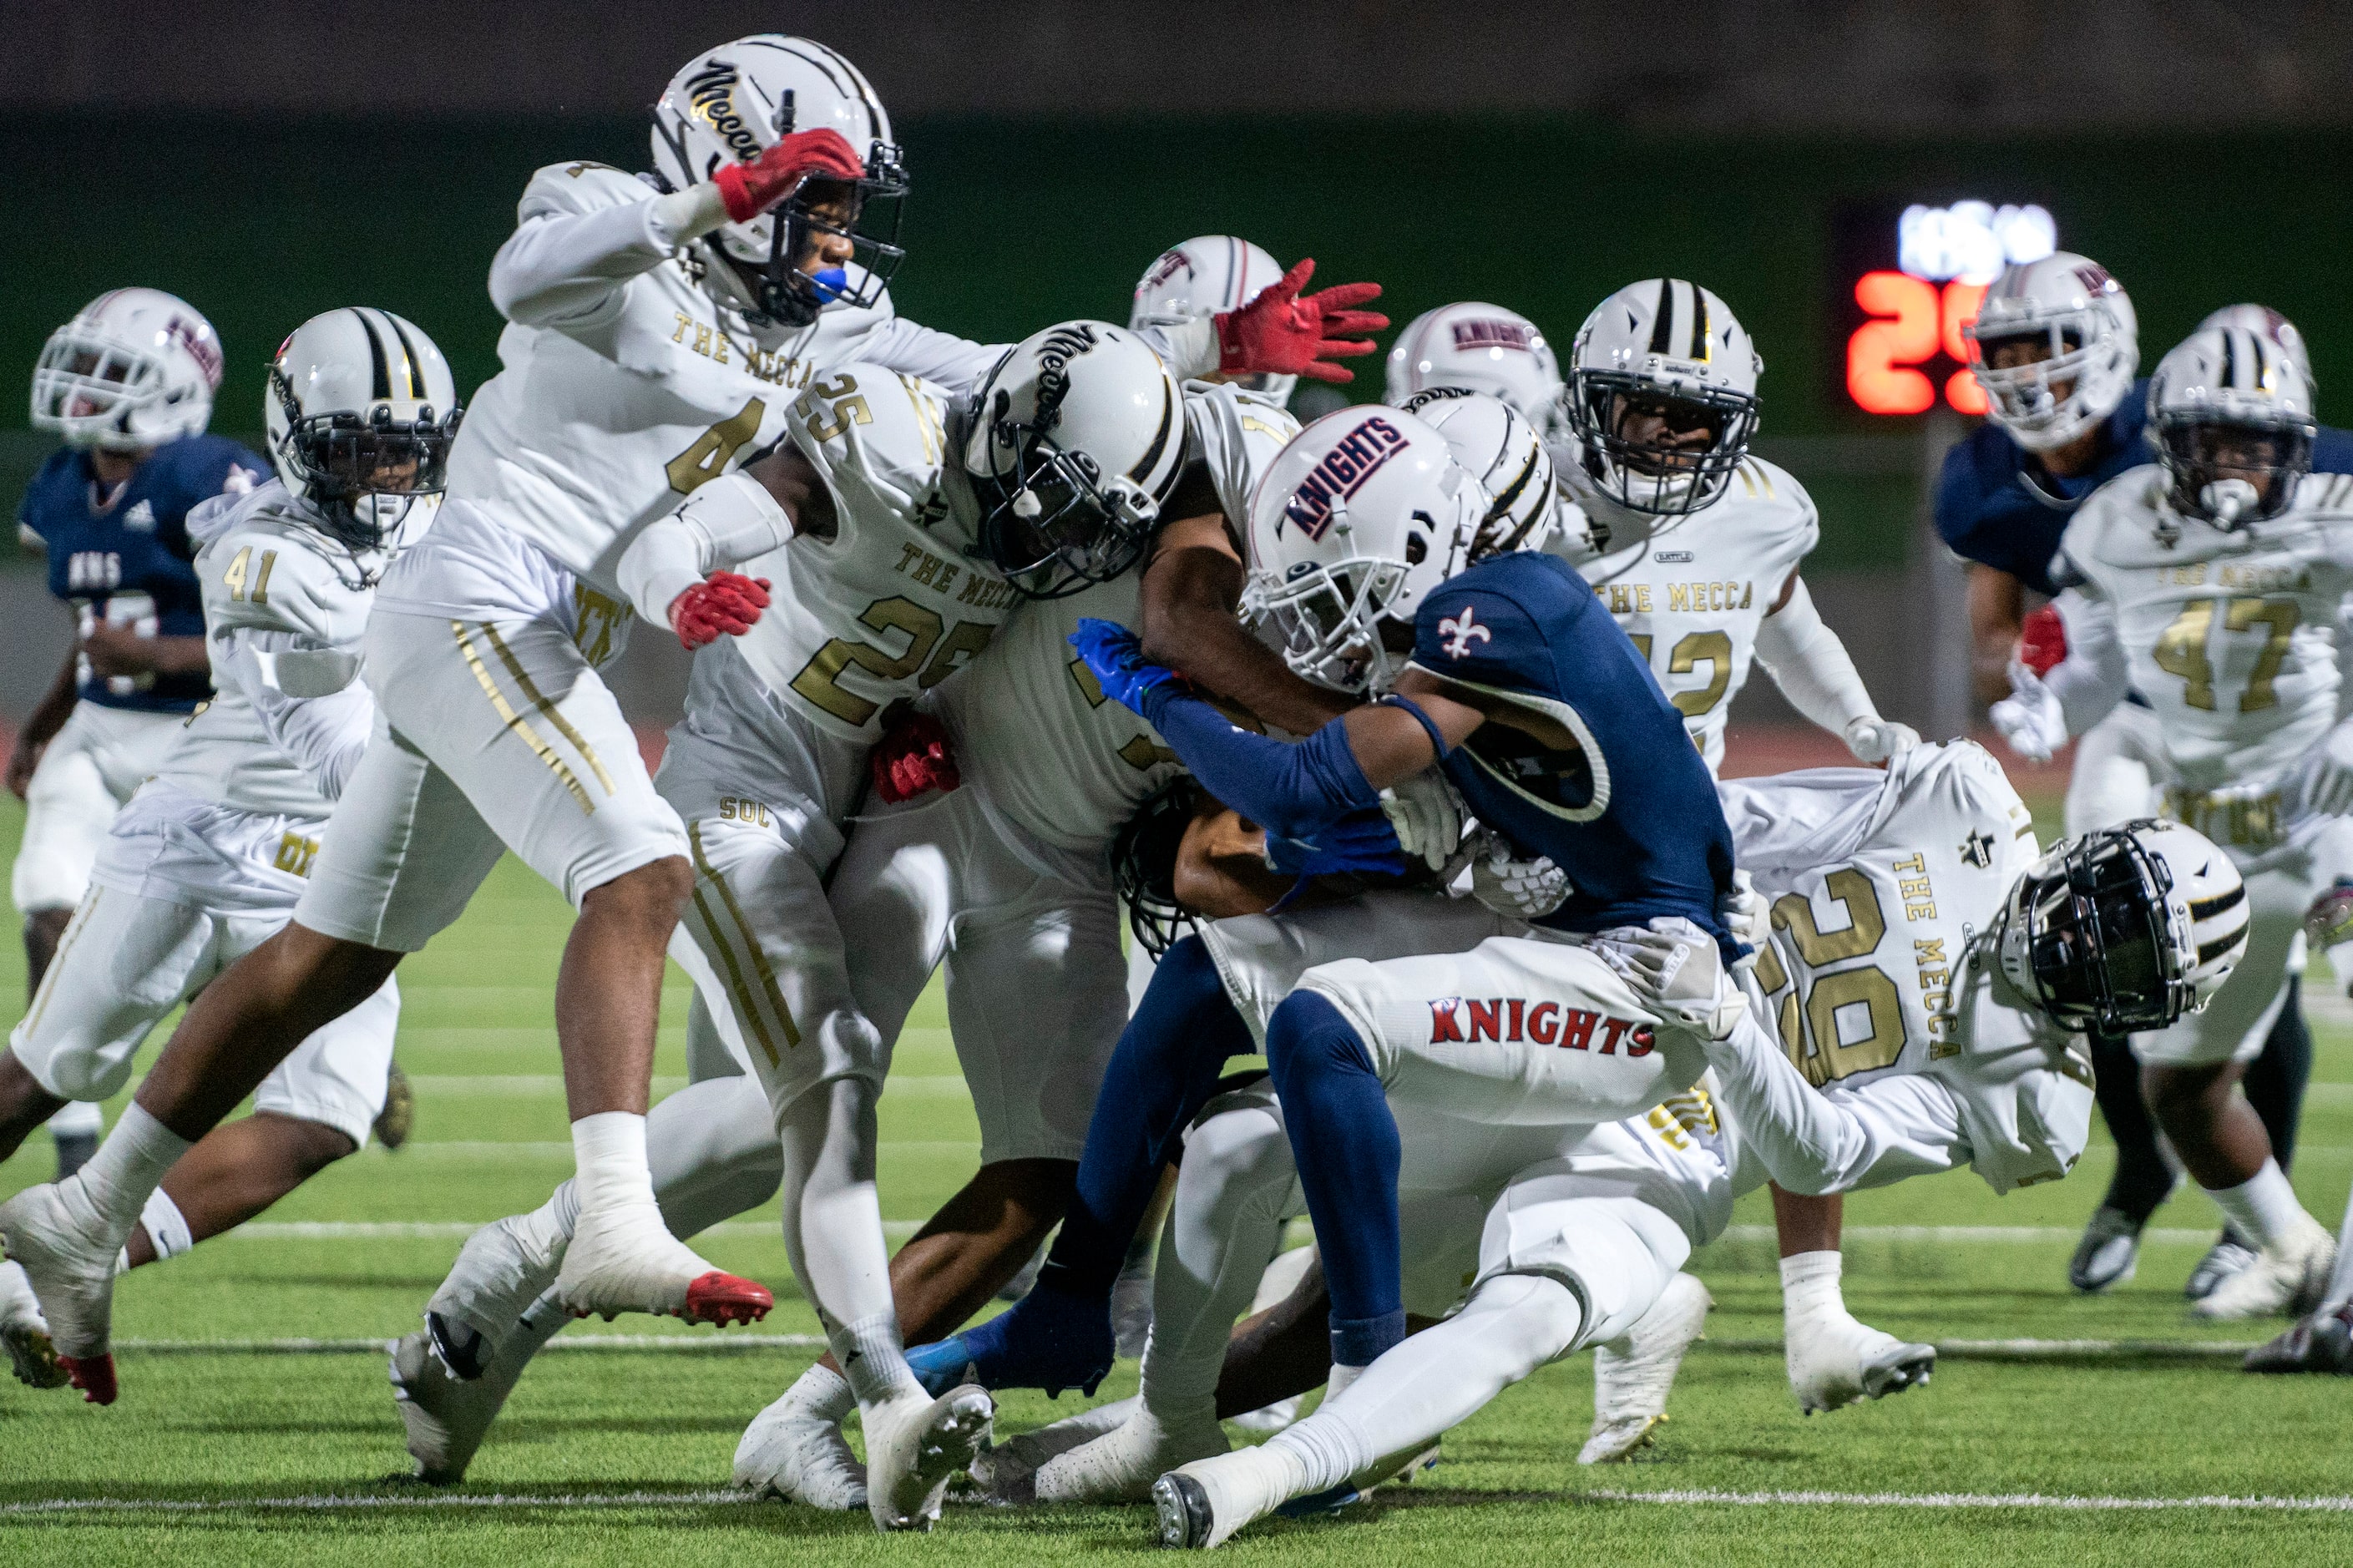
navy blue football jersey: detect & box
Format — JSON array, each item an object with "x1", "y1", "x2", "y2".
[
  {"x1": 1409, "y1": 550, "x2": 1738, "y2": 953},
  {"x1": 1934, "y1": 381, "x2": 2353, "y2": 597},
  {"x1": 18, "y1": 434, "x2": 266, "y2": 712}
]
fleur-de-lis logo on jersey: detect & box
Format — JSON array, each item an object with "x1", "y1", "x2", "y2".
[{"x1": 1438, "y1": 605, "x2": 1491, "y2": 660}]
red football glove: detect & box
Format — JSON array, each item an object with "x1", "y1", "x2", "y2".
[
  {"x1": 670, "y1": 572, "x2": 772, "y2": 650},
  {"x1": 872, "y1": 711, "x2": 960, "y2": 802},
  {"x1": 1214, "y1": 258, "x2": 1389, "y2": 385},
  {"x1": 712, "y1": 129, "x2": 866, "y2": 224},
  {"x1": 2018, "y1": 602, "x2": 2067, "y2": 676}
]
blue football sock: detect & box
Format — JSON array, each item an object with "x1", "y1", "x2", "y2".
[
  {"x1": 1265, "y1": 989, "x2": 1406, "y2": 1368},
  {"x1": 1035, "y1": 935, "x2": 1253, "y2": 1299},
  {"x1": 903, "y1": 1278, "x2": 1113, "y2": 1399}
]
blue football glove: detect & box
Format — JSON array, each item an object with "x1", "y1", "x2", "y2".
[
  {"x1": 1264, "y1": 808, "x2": 1408, "y2": 881},
  {"x1": 1069, "y1": 618, "x2": 1186, "y2": 716}
]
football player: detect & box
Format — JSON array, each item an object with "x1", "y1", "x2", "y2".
[
  {"x1": 1994, "y1": 324, "x2": 2353, "y2": 1318},
  {"x1": 9, "y1": 291, "x2": 265, "y2": 1180},
  {"x1": 0, "y1": 35, "x2": 1379, "y2": 1423},
  {"x1": 1955, "y1": 261, "x2": 2348, "y2": 1297},
  {"x1": 905, "y1": 405, "x2": 1738, "y2": 1403},
  {"x1": 1384, "y1": 301, "x2": 1566, "y2": 438},
  {"x1": 0, "y1": 311, "x2": 449, "y2": 1396}
]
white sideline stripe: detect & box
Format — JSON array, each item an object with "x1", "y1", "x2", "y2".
[
  {"x1": 202, "y1": 1218, "x2": 926, "y2": 1240},
  {"x1": 401, "y1": 1074, "x2": 973, "y2": 1096},
  {"x1": 358, "y1": 1140, "x2": 976, "y2": 1160},
  {"x1": 113, "y1": 1335, "x2": 827, "y2": 1356},
  {"x1": 1708, "y1": 1336, "x2": 2255, "y2": 1359},
  {"x1": 1716, "y1": 1224, "x2": 2223, "y2": 1246},
  {"x1": 1581, "y1": 1488, "x2": 2353, "y2": 1513},
  {"x1": 9, "y1": 1486, "x2": 2350, "y2": 1518}
]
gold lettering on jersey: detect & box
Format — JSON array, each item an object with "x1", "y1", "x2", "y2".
[
  {"x1": 716, "y1": 796, "x2": 773, "y2": 827},
  {"x1": 955, "y1": 572, "x2": 1018, "y2": 613},
  {"x1": 2163, "y1": 786, "x2": 2284, "y2": 851},
  {"x1": 1890, "y1": 851, "x2": 1938, "y2": 923},
  {"x1": 666, "y1": 311, "x2": 812, "y2": 387},
  {"x1": 1665, "y1": 581, "x2": 1753, "y2": 613},
  {"x1": 2215, "y1": 562, "x2": 2311, "y2": 594},
  {"x1": 573, "y1": 585, "x2": 628, "y2": 667},
  {"x1": 272, "y1": 831, "x2": 321, "y2": 879},
  {"x1": 2160, "y1": 564, "x2": 2208, "y2": 586},
  {"x1": 1645, "y1": 1086, "x2": 1719, "y2": 1151},
  {"x1": 1912, "y1": 935, "x2": 1958, "y2": 1056},
  {"x1": 1604, "y1": 584, "x2": 1654, "y2": 615}
]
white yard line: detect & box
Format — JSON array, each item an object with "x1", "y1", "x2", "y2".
[
  {"x1": 1713, "y1": 1223, "x2": 2227, "y2": 1246},
  {"x1": 111, "y1": 1333, "x2": 827, "y2": 1356},
  {"x1": 1579, "y1": 1488, "x2": 2353, "y2": 1513},
  {"x1": 199, "y1": 1218, "x2": 925, "y2": 1239},
  {"x1": 398, "y1": 1074, "x2": 974, "y2": 1096}
]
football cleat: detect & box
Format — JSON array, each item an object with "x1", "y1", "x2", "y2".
[
  {"x1": 863, "y1": 1384, "x2": 994, "y2": 1531},
  {"x1": 0, "y1": 1259, "x2": 67, "y2": 1389},
  {"x1": 1152, "y1": 1450, "x2": 1287, "y2": 1551},
  {"x1": 2243, "y1": 1300, "x2": 2353, "y2": 1375},
  {"x1": 0, "y1": 1179, "x2": 124, "y2": 1404},
  {"x1": 972, "y1": 1395, "x2": 1141, "y2": 1504},
  {"x1": 428, "y1": 1213, "x2": 567, "y2": 1368},
  {"x1": 904, "y1": 1281, "x2": 1115, "y2": 1399},
  {"x1": 1581, "y1": 1272, "x2": 1711, "y2": 1464},
  {"x1": 373, "y1": 1060, "x2": 417, "y2": 1151},
  {"x1": 2191, "y1": 1221, "x2": 2335, "y2": 1321},
  {"x1": 1786, "y1": 1304, "x2": 1935, "y2": 1414},
  {"x1": 2185, "y1": 1234, "x2": 2259, "y2": 1301},
  {"x1": 389, "y1": 1326, "x2": 526, "y2": 1483},
  {"x1": 1274, "y1": 1442, "x2": 1441, "y2": 1520},
  {"x1": 2069, "y1": 1205, "x2": 2151, "y2": 1293},
  {"x1": 552, "y1": 1200, "x2": 771, "y2": 1326},
  {"x1": 733, "y1": 1373, "x2": 868, "y2": 1512},
  {"x1": 1033, "y1": 1398, "x2": 1228, "y2": 1505}
]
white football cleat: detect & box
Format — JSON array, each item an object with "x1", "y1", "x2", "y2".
[
  {"x1": 1581, "y1": 1272, "x2": 1710, "y2": 1463},
  {"x1": 1033, "y1": 1398, "x2": 1229, "y2": 1505},
  {"x1": 864, "y1": 1384, "x2": 993, "y2": 1531},
  {"x1": 971, "y1": 1395, "x2": 1139, "y2": 1503},
  {"x1": 1785, "y1": 1303, "x2": 1935, "y2": 1414},
  {"x1": 2184, "y1": 1236, "x2": 2259, "y2": 1302},
  {"x1": 0, "y1": 1178, "x2": 125, "y2": 1404},
  {"x1": 0, "y1": 1259, "x2": 66, "y2": 1389},
  {"x1": 2192, "y1": 1221, "x2": 2336, "y2": 1322},
  {"x1": 1153, "y1": 1449, "x2": 1291, "y2": 1550},
  {"x1": 553, "y1": 1199, "x2": 771, "y2": 1327},
  {"x1": 390, "y1": 1327, "x2": 529, "y2": 1483},
  {"x1": 733, "y1": 1372, "x2": 868, "y2": 1511},
  {"x1": 429, "y1": 1213, "x2": 566, "y2": 1362}
]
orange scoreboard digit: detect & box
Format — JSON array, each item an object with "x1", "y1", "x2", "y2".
[{"x1": 1835, "y1": 201, "x2": 2057, "y2": 417}]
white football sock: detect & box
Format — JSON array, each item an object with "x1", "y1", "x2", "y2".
[
  {"x1": 1270, "y1": 1273, "x2": 1582, "y2": 1496},
  {"x1": 1143, "y1": 1099, "x2": 1299, "y2": 1416},
  {"x1": 777, "y1": 1078, "x2": 914, "y2": 1405},
  {"x1": 2204, "y1": 1160, "x2": 2309, "y2": 1252},
  {"x1": 569, "y1": 1111, "x2": 656, "y2": 1216},
  {"x1": 783, "y1": 1362, "x2": 858, "y2": 1424},
  {"x1": 647, "y1": 1076, "x2": 782, "y2": 1237},
  {"x1": 78, "y1": 1105, "x2": 192, "y2": 1240},
  {"x1": 1780, "y1": 1249, "x2": 1846, "y2": 1318},
  {"x1": 2325, "y1": 1187, "x2": 2353, "y2": 1310}
]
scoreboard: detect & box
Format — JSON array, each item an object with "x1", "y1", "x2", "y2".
[{"x1": 1835, "y1": 200, "x2": 2057, "y2": 417}]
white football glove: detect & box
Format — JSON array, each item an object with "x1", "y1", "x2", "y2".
[
  {"x1": 2293, "y1": 719, "x2": 2353, "y2": 820},
  {"x1": 1718, "y1": 868, "x2": 1767, "y2": 972},
  {"x1": 1988, "y1": 661, "x2": 2067, "y2": 764},
  {"x1": 1841, "y1": 716, "x2": 1920, "y2": 766},
  {"x1": 1469, "y1": 836, "x2": 1571, "y2": 920},
  {"x1": 1379, "y1": 771, "x2": 1467, "y2": 873},
  {"x1": 1603, "y1": 916, "x2": 1748, "y2": 1042}
]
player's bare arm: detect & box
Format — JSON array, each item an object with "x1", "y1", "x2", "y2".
[
  {"x1": 1138, "y1": 507, "x2": 1353, "y2": 736},
  {"x1": 6, "y1": 645, "x2": 79, "y2": 797},
  {"x1": 1966, "y1": 563, "x2": 2027, "y2": 706}
]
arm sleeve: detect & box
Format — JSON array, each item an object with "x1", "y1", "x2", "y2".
[
  {"x1": 2040, "y1": 587, "x2": 2130, "y2": 733},
  {"x1": 211, "y1": 628, "x2": 376, "y2": 801},
  {"x1": 1751, "y1": 575, "x2": 1880, "y2": 734},
  {"x1": 1701, "y1": 1006, "x2": 1971, "y2": 1194},
  {"x1": 852, "y1": 316, "x2": 1010, "y2": 396},
  {"x1": 1141, "y1": 689, "x2": 1385, "y2": 841},
  {"x1": 615, "y1": 469, "x2": 797, "y2": 626}
]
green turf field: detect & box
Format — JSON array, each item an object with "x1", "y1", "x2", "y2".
[{"x1": 2, "y1": 793, "x2": 2348, "y2": 1565}]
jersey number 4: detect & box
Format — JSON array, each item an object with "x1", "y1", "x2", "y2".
[
  {"x1": 2152, "y1": 596, "x2": 2299, "y2": 713},
  {"x1": 1751, "y1": 868, "x2": 1909, "y2": 1085}
]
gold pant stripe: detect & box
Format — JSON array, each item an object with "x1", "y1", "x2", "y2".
[
  {"x1": 478, "y1": 624, "x2": 617, "y2": 796},
  {"x1": 688, "y1": 887, "x2": 782, "y2": 1070},
  {"x1": 22, "y1": 888, "x2": 101, "y2": 1039},
  {"x1": 688, "y1": 822, "x2": 802, "y2": 1061},
  {"x1": 452, "y1": 621, "x2": 593, "y2": 814}
]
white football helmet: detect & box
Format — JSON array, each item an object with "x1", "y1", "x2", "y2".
[
  {"x1": 650, "y1": 36, "x2": 906, "y2": 326},
  {"x1": 266, "y1": 308, "x2": 462, "y2": 556},
  {"x1": 1131, "y1": 236, "x2": 1295, "y2": 405},
  {"x1": 1963, "y1": 252, "x2": 2138, "y2": 453},
  {"x1": 1398, "y1": 388, "x2": 1558, "y2": 557},
  {"x1": 30, "y1": 288, "x2": 223, "y2": 453},
  {"x1": 2147, "y1": 325, "x2": 2316, "y2": 528},
  {"x1": 965, "y1": 321, "x2": 1186, "y2": 599},
  {"x1": 1243, "y1": 407, "x2": 1485, "y2": 693},
  {"x1": 1385, "y1": 302, "x2": 1564, "y2": 437},
  {"x1": 2199, "y1": 303, "x2": 2313, "y2": 389},
  {"x1": 1563, "y1": 279, "x2": 1762, "y2": 518},
  {"x1": 1998, "y1": 821, "x2": 2248, "y2": 1035}
]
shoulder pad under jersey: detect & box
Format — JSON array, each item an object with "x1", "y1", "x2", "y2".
[
  {"x1": 199, "y1": 499, "x2": 376, "y2": 647},
  {"x1": 785, "y1": 362, "x2": 954, "y2": 532},
  {"x1": 518, "y1": 160, "x2": 657, "y2": 224}
]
